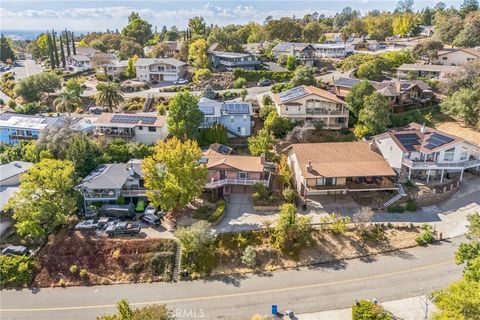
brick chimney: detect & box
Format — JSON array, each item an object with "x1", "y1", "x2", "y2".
[
  {"x1": 306, "y1": 160, "x2": 312, "y2": 172},
  {"x1": 260, "y1": 153, "x2": 266, "y2": 165}
]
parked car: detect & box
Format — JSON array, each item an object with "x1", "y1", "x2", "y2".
[
  {"x1": 2, "y1": 245, "x2": 29, "y2": 256},
  {"x1": 75, "y1": 220, "x2": 99, "y2": 230},
  {"x1": 97, "y1": 217, "x2": 119, "y2": 230},
  {"x1": 144, "y1": 205, "x2": 158, "y2": 215},
  {"x1": 140, "y1": 213, "x2": 161, "y2": 226},
  {"x1": 257, "y1": 79, "x2": 272, "y2": 87},
  {"x1": 105, "y1": 222, "x2": 141, "y2": 237},
  {"x1": 173, "y1": 78, "x2": 189, "y2": 85},
  {"x1": 99, "y1": 203, "x2": 135, "y2": 219}
]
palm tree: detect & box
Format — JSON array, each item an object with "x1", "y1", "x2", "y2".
[
  {"x1": 340, "y1": 27, "x2": 351, "y2": 49},
  {"x1": 53, "y1": 89, "x2": 82, "y2": 116},
  {"x1": 95, "y1": 82, "x2": 124, "y2": 112}
]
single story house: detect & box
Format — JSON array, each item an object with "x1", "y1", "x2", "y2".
[
  {"x1": 397, "y1": 64, "x2": 463, "y2": 80},
  {"x1": 432, "y1": 48, "x2": 480, "y2": 66},
  {"x1": 105, "y1": 60, "x2": 128, "y2": 77}
]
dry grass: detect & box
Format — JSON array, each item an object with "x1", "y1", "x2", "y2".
[
  {"x1": 34, "y1": 230, "x2": 176, "y2": 287},
  {"x1": 432, "y1": 112, "x2": 480, "y2": 145}
]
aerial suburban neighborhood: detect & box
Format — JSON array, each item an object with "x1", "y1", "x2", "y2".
[{"x1": 0, "y1": 0, "x2": 480, "y2": 319}]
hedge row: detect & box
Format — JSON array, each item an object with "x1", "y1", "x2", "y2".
[
  {"x1": 232, "y1": 69, "x2": 293, "y2": 83},
  {"x1": 208, "y1": 200, "x2": 226, "y2": 224}
]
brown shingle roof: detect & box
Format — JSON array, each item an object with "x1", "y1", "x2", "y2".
[
  {"x1": 291, "y1": 142, "x2": 396, "y2": 178},
  {"x1": 203, "y1": 150, "x2": 264, "y2": 172}
]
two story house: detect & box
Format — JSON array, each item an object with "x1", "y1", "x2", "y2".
[
  {"x1": 265, "y1": 85, "x2": 349, "y2": 129},
  {"x1": 135, "y1": 58, "x2": 187, "y2": 83},
  {"x1": 202, "y1": 148, "x2": 269, "y2": 196},
  {"x1": 76, "y1": 160, "x2": 147, "y2": 210},
  {"x1": 208, "y1": 51, "x2": 261, "y2": 71},
  {"x1": 0, "y1": 161, "x2": 33, "y2": 212},
  {"x1": 372, "y1": 123, "x2": 480, "y2": 183},
  {"x1": 94, "y1": 113, "x2": 168, "y2": 145},
  {"x1": 313, "y1": 43, "x2": 348, "y2": 58},
  {"x1": 333, "y1": 78, "x2": 434, "y2": 113},
  {"x1": 105, "y1": 60, "x2": 128, "y2": 77},
  {"x1": 198, "y1": 98, "x2": 253, "y2": 137},
  {"x1": 0, "y1": 112, "x2": 64, "y2": 145},
  {"x1": 272, "y1": 43, "x2": 317, "y2": 66},
  {"x1": 287, "y1": 142, "x2": 398, "y2": 196},
  {"x1": 66, "y1": 54, "x2": 91, "y2": 72}
]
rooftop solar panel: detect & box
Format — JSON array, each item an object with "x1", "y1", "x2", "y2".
[
  {"x1": 424, "y1": 143, "x2": 437, "y2": 150},
  {"x1": 278, "y1": 86, "x2": 308, "y2": 102},
  {"x1": 111, "y1": 115, "x2": 157, "y2": 125},
  {"x1": 222, "y1": 103, "x2": 250, "y2": 114},
  {"x1": 430, "y1": 133, "x2": 454, "y2": 144}
]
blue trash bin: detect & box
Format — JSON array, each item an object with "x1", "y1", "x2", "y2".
[{"x1": 271, "y1": 305, "x2": 278, "y2": 314}]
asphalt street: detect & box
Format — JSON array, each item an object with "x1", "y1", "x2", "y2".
[
  {"x1": 11, "y1": 59, "x2": 43, "y2": 81},
  {"x1": 0, "y1": 236, "x2": 464, "y2": 320}
]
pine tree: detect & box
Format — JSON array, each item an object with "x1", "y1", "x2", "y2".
[
  {"x1": 59, "y1": 34, "x2": 66, "y2": 68},
  {"x1": 71, "y1": 32, "x2": 77, "y2": 55},
  {"x1": 52, "y1": 30, "x2": 60, "y2": 68},
  {"x1": 47, "y1": 32, "x2": 55, "y2": 70},
  {"x1": 65, "y1": 28, "x2": 71, "y2": 56}
]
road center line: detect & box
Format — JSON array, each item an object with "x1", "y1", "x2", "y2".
[{"x1": 1, "y1": 259, "x2": 454, "y2": 313}]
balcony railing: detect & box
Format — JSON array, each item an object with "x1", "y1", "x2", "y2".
[
  {"x1": 307, "y1": 179, "x2": 398, "y2": 192},
  {"x1": 121, "y1": 189, "x2": 147, "y2": 196},
  {"x1": 205, "y1": 178, "x2": 268, "y2": 189},
  {"x1": 305, "y1": 110, "x2": 349, "y2": 116},
  {"x1": 402, "y1": 159, "x2": 480, "y2": 169},
  {"x1": 8, "y1": 134, "x2": 38, "y2": 140},
  {"x1": 82, "y1": 189, "x2": 147, "y2": 200},
  {"x1": 96, "y1": 129, "x2": 135, "y2": 137}
]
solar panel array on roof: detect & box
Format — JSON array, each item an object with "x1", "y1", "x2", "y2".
[
  {"x1": 278, "y1": 86, "x2": 308, "y2": 102},
  {"x1": 333, "y1": 78, "x2": 360, "y2": 88},
  {"x1": 425, "y1": 133, "x2": 454, "y2": 150},
  {"x1": 200, "y1": 107, "x2": 215, "y2": 115},
  {"x1": 222, "y1": 103, "x2": 250, "y2": 114},
  {"x1": 111, "y1": 115, "x2": 157, "y2": 125},
  {"x1": 274, "y1": 43, "x2": 294, "y2": 51},
  {"x1": 395, "y1": 133, "x2": 420, "y2": 152}
]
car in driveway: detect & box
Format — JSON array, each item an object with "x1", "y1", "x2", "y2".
[
  {"x1": 173, "y1": 78, "x2": 189, "y2": 85},
  {"x1": 144, "y1": 205, "x2": 158, "y2": 215},
  {"x1": 257, "y1": 79, "x2": 273, "y2": 87},
  {"x1": 106, "y1": 222, "x2": 141, "y2": 237},
  {"x1": 75, "y1": 220, "x2": 99, "y2": 230},
  {"x1": 140, "y1": 213, "x2": 161, "y2": 226},
  {"x1": 2, "y1": 245, "x2": 29, "y2": 256}
]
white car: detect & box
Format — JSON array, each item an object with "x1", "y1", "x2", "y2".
[
  {"x1": 173, "y1": 78, "x2": 189, "y2": 85},
  {"x1": 75, "y1": 220, "x2": 99, "y2": 230},
  {"x1": 144, "y1": 205, "x2": 158, "y2": 215}
]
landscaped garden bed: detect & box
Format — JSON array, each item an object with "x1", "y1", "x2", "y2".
[{"x1": 33, "y1": 229, "x2": 176, "y2": 287}]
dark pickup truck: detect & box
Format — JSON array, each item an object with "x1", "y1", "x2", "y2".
[{"x1": 105, "y1": 222, "x2": 141, "y2": 237}]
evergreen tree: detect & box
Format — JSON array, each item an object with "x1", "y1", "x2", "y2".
[
  {"x1": 47, "y1": 32, "x2": 55, "y2": 70},
  {"x1": 0, "y1": 34, "x2": 15, "y2": 63},
  {"x1": 64, "y1": 29, "x2": 70, "y2": 56},
  {"x1": 52, "y1": 30, "x2": 60, "y2": 69},
  {"x1": 59, "y1": 35, "x2": 66, "y2": 68},
  {"x1": 71, "y1": 32, "x2": 77, "y2": 55}
]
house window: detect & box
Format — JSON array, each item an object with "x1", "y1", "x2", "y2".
[
  {"x1": 444, "y1": 147, "x2": 455, "y2": 161},
  {"x1": 148, "y1": 127, "x2": 157, "y2": 132},
  {"x1": 231, "y1": 116, "x2": 234, "y2": 122},
  {"x1": 243, "y1": 115, "x2": 247, "y2": 121},
  {"x1": 442, "y1": 57, "x2": 447, "y2": 60},
  {"x1": 238, "y1": 172, "x2": 249, "y2": 179},
  {"x1": 460, "y1": 151, "x2": 468, "y2": 160},
  {"x1": 237, "y1": 127, "x2": 241, "y2": 133},
  {"x1": 316, "y1": 178, "x2": 336, "y2": 186},
  {"x1": 138, "y1": 126, "x2": 143, "y2": 130}
]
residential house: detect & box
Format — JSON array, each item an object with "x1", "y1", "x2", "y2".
[
  {"x1": 419, "y1": 25, "x2": 434, "y2": 37},
  {"x1": 313, "y1": 43, "x2": 348, "y2": 58},
  {"x1": 265, "y1": 85, "x2": 349, "y2": 129},
  {"x1": 135, "y1": 58, "x2": 187, "y2": 83},
  {"x1": 372, "y1": 123, "x2": 480, "y2": 183},
  {"x1": 272, "y1": 43, "x2": 317, "y2": 66},
  {"x1": 76, "y1": 160, "x2": 147, "y2": 209},
  {"x1": 287, "y1": 142, "x2": 398, "y2": 196},
  {"x1": 208, "y1": 51, "x2": 261, "y2": 71},
  {"x1": 198, "y1": 97, "x2": 253, "y2": 137},
  {"x1": 76, "y1": 47, "x2": 97, "y2": 58},
  {"x1": 0, "y1": 161, "x2": 33, "y2": 212},
  {"x1": 431, "y1": 48, "x2": 480, "y2": 66},
  {"x1": 397, "y1": 64, "x2": 463, "y2": 80},
  {"x1": 351, "y1": 38, "x2": 380, "y2": 51},
  {"x1": 105, "y1": 60, "x2": 128, "y2": 77},
  {"x1": 66, "y1": 54, "x2": 91, "y2": 72},
  {"x1": 94, "y1": 113, "x2": 168, "y2": 145},
  {"x1": 333, "y1": 78, "x2": 434, "y2": 112},
  {"x1": 164, "y1": 41, "x2": 182, "y2": 57},
  {"x1": 0, "y1": 112, "x2": 64, "y2": 145},
  {"x1": 202, "y1": 148, "x2": 269, "y2": 196}
]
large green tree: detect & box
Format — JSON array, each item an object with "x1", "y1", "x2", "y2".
[
  {"x1": 441, "y1": 85, "x2": 480, "y2": 128},
  {"x1": 14, "y1": 72, "x2": 61, "y2": 102},
  {"x1": 460, "y1": 0, "x2": 479, "y2": 17},
  {"x1": 167, "y1": 91, "x2": 203, "y2": 139},
  {"x1": 0, "y1": 34, "x2": 15, "y2": 63},
  {"x1": 121, "y1": 12, "x2": 153, "y2": 46},
  {"x1": 118, "y1": 39, "x2": 144, "y2": 60},
  {"x1": 265, "y1": 17, "x2": 303, "y2": 42},
  {"x1": 248, "y1": 128, "x2": 275, "y2": 160},
  {"x1": 188, "y1": 16, "x2": 206, "y2": 37},
  {"x1": 5, "y1": 159, "x2": 77, "y2": 240},
  {"x1": 412, "y1": 39, "x2": 444, "y2": 64},
  {"x1": 453, "y1": 11, "x2": 480, "y2": 48},
  {"x1": 53, "y1": 90, "x2": 83, "y2": 115},
  {"x1": 95, "y1": 82, "x2": 124, "y2": 112},
  {"x1": 346, "y1": 80, "x2": 376, "y2": 119},
  {"x1": 290, "y1": 66, "x2": 317, "y2": 87},
  {"x1": 188, "y1": 38, "x2": 209, "y2": 70},
  {"x1": 434, "y1": 11, "x2": 464, "y2": 45},
  {"x1": 142, "y1": 137, "x2": 207, "y2": 212},
  {"x1": 354, "y1": 92, "x2": 391, "y2": 138}
]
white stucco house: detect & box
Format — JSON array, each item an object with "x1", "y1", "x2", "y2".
[
  {"x1": 372, "y1": 123, "x2": 480, "y2": 183},
  {"x1": 135, "y1": 58, "x2": 187, "y2": 83},
  {"x1": 432, "y1": 48, "x2": 480, "y2": 66},
  {"x1": 66, "y1": 54, "x2": 91, "y2": 72}
]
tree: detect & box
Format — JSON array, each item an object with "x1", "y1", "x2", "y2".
[
  {"x1": 412, "y1": 39, "x2": 444, "y2": 64},
  {"x1": 65, "y1": 133, "x2": 99, "y2": 178},
  {"x1": 142, "y1": 137, "x2": 207, "y2": 212},
  {"x1": 346, "y1": 80, "x2": 375, "y2": 118},
  {"x1": 333, "y1": 7, "x2": 359, "y2": 29},
  {"x1": 352, "y1": 300, "x2": 393, "y2": 320},
  {"x1": 364, "y1": 13, "x2": 394, "y2": 41},
  {"x1": 5, "y1": 159, "x2": 77, "y2": 241},
  {"x1": 124, "y1": 55, "x2": 139, "y2": 78},
  {"x1": 95, "y1": 82, "x2": 124, "y2": 112},
  {"x1": 101, "y1": 139, "x2": 130, "y2": 163},
  {"x1": 59, "y1": 35, "x2": 66, "y2": 68},
  {"x1": 272, "y1": 203, "x2": 312, "y2": 257},
  {"x1": 393, "y1": 12, "x2": 419, "y2": 37},
  {"x1": 53, "y1": 90, "x2": 83, "y2": 115},
  {"x1": 265, "y1": 18, "x2": 303, "y2": 42},
  {"x1": 121, "y1": 12, "x2": 153, "y2": 46},
  {"x1": 188, "y1": 38, "x2": 209, "y2": 70},
  {"x1": 460, "y1": 0, "x2": 479, "y2": 18},
  {"x1": 14, "y1": 72, "x2": 61, "y2": 102},
  {"x1": 355, "y1": 92, "x2": 391, "y2": 138},
  {"x1": 356, "y1": 58, "x2": 386, "y2": 81},
  {"x1": 264, "y1": 111, "x2": 292, "y2": 138},
  {"x1": 441, "y1": 86, "x2": 480, "y2": 128},
  {"x1": 0, "y1": 34, "x2": 15, "y2": 63},
  {"x1": 432, "y1": 278, "x2": 480, "y2": 320},
  {"x1": 167, "y1": 91, "x2": 203, "y2": 139},
  {"x1": 97, "y1": 299, "x2": 173, "y2": 320},
  {"x1": 285, "y1": 55, "x2": 297, "y2": 71},
  {"x1": 119, "y1": 39, "x2": 144, "y2": 60},
  {"x1": 302, "y1": 22, "x2": 325, "y2": 42},
  {"x1": 90, "y1": 39, "x2": 107, "y2": 53},
  {"x1": 348, "y1": 18, "x2": 367, "y2": 37},
  {"x1": 290, "y1": 66, "x2": 317, "y2": 87},
  {"x1": 64, "y1": 78, "x2": 84, "y2": 96},
  {"x1": 149, "y1": 42, "x2": 170, "y2": 58},
  {"x1": 64, "y1": 29, "x2": 71, "y2": 56},
  {"x1": 51, "y1": 31, "x2": 60, "y2": 69},
  {"x1": 248, "y1": 129, "x2": 275, "y2": 160},
  {"x1": 453, "y1": 11, "x2": 480, "y2": 48},
  {"x1": 193, "y1": 68, "x2": 212, "y2": 83},
  {"x1": 71, "y1": 32, "x2": 77, "y2": 55},
  {"x1": 188, "y1": 16, "x2": 206, "y2": 37},
  {"x1": 395, "y1": 0, "x2": 414, "y2": 13},
  {"x1": 434, "y1": 11, "x2": 463, "y2": 45},
  {"x1": 201, "y1": 85, "x2": 216, "y2": 100},
  {"x1": 277, "y1": 154, "x2": 293, "y2": 188}
]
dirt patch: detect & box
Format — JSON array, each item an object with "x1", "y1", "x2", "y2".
[
  {"x1": 432, "y1": 113, "x2": 480, "y2": 145},
  {"x1": 34, "y1": 230, "x2": 176, "y2": 287},
  {"x1": 212, "y1": 225, "x2": 421, "y2": 276}
]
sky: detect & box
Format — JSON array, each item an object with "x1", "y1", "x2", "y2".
[{"x1": 0, "y1": 0, "x2": 463, "y2": 32}]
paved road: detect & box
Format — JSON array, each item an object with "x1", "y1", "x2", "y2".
[
  {"x1": 10, "y1": 59, "x2": 43, "y2": 81},
  {"x1": 1, "y1": 237, "x2": 464, "y2": 320}
]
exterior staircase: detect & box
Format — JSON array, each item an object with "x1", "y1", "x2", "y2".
[
  {"x1": 382, "y1": 184, "x2": 407, "y2": 208},
  {"x1": 142, "y1": 94, "x2": 154, "y2": 112},
  {"x1": 172, "y1": 241, "x2": 182, "y2": 282}
]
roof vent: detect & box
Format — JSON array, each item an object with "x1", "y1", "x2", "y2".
[
  {"x1": 420, "y1": 122, "x2": 426, "y2": 134},
  {"x1": 306, "y1": 160, "x2": 312, "y2": 172}
]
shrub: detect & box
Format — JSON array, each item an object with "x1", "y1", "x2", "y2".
[
  {"x1": 69, "y1": 265, "x2": 78, "y2": 274},
  {"x1": 271, "y1": 82, "x2": 292, "y2": 93},
  {"x1": 241, "y1": 245, "x2": 257, "y2": 268},
  {"x1": 387, "y1": 204, "x2": 404, "y2": 213},
  {"x1": 352, "y1": 300, "x2": 393, "y2": 320},
  {"x1": 252, "y1": 183, "x2": 269, "y2": 202},
  {"x1": 405, "y1": 199, "x2": 417, "y2": 212},
  {"x1": 208, "y1": 200, "x2": 226, "y2": 224},
  {"x1": 361, "y1": 224, "x2": 386, "y2": 241},
  {"x1": 112, "y1": 249, "x2": 121, "y2": 259},
  {"x1": 234, "y1": 77, "x2": 247, "y2": 89},
  {"x1": 79, "y1": 269, "x2": 88, "y2": 278},
  {"x1": 259, "y1": 104, "x2": 276, "y2": 120},
  {"x1": 0, "y1": 255, "x2": 35, "y2": 287},
  {"x1": 261, "y1": 94, "x2": 273, "y2": 107},
  {"x1": 282, "y1": 187, "x2": 296, "y2": 203},
  {"x1": 95, "y1": 73, "x2": 108, "y2": 82},
  {"x1": 321, "y1": 213, "x2": 351, "y2": 235},
  {"x1": 416, "y1": 224, "x2": 435, "y2": 245},
  {"x1": 193, "y1": 68, "x2": 211, "y2": 83},
  {"x1": 233, "y1": 69, "x2": 293, "y2": 83}
]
